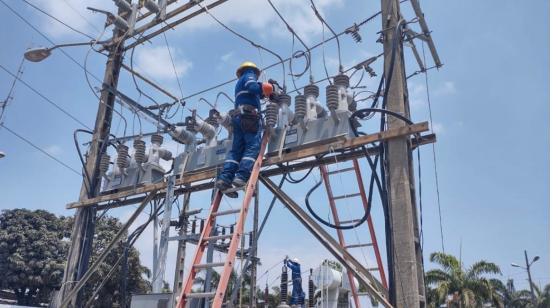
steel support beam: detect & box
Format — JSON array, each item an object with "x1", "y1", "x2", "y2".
[{"x1": 59, "y1": 191, "x2": 157, "y2": 308}]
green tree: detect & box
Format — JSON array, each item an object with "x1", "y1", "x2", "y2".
[
  {"x1": 425, "y1": 252, "x2": 503, "y2": 308},
  {"x1": 527, "y1": 283, "x2": 550, "y2": 308},
  {"x1": 0, "y1": 209, "x2": 67, "y2": 305},
  {"x1": 0, "y1": 209, "x2": 151, "y2": 306}
]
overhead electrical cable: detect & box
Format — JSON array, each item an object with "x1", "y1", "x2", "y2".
[
  {"x1": 195, "y1": 1, "x2": 287, "y2": 89},
  {"x1": 0, "y1": 123, "x2": 81, "y2": 176},
  {"x1": 181, "y1": 10, "x2": 381, "y2": 101},
  {"x1": 0, "y1": 64, "x2": 91, "y2": 130},
  {"x1": 21, "y1": 0, "x2": 96, "y2": 40},
  {"x1": 421, "y1": 41, "x2": 446, "y2": 253}
]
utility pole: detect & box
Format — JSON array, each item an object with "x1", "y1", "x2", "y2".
[
  {"x1": 58, "y1": 6, "x2": 127, "y2": 307},
  {"x1": 380, "y1": 0, "x2": 425, "y2": 307},
  {"x1": 524, "y1": 250, "x2": 537, "y2": 303}
]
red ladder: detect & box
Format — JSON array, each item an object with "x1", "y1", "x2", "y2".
[
  {"x1": 176, "y1": 133, "x2": 269, "y2": 308},
  {"x1": 319, "y1": 159, "x2": 388, "y2": 308}
]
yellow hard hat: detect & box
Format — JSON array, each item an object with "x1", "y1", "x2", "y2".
[{"x1": 236, "y1": 61, "x2": 260, "y2": 78}]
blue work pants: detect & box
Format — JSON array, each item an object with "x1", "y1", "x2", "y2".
[{"x1": 218, "y1": 114, "x2": 262, "y2": 183}]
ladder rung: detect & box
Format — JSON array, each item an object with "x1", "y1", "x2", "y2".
[
  {"x1": 186, "y1": 292, "x2": 216, "y2": 299},
  {"x1": 333, "y1": 193, "x2": 361, "y2": 200},
  {"x1": 212, "y1": 209, "x2": 241, "y2": 217},
  {"x1": 339, "y1": 219, "x2": 361, "y2": 224},
  {"x1": 193, "y1": 262, "x2": 225, "y2": 269},
  {"x1": 224, "y1": 186, "x2": 245, "y2": 193},
  {"x1": 327, "y1": 167, "x2": 355, "y2": 175},
  {"x1": 203, "y1": 234, "x2": 233, "y2": 242},
  {"x1": 345, "y1": 243, "x2": 373, "y2": 249}
]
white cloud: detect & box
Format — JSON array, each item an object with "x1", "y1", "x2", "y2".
[
  {"x1": 135, "y1": 45, "x2": 193, "y2": 81},
  {"x1": 183, "y1": 0, "x2": 344, "y2": 41},
  {"x1": 32, "y1": 0, "x2": 107, "y2": 39},
  {"x1": 44, "y1": 145, "x2": 63, "y2": 156},
  {"x1": 432, "y1": 122, "x2": 445, "y2": 134},
  {"x1": 434, "y1": 81, "x2": 457, "y2": 96}
]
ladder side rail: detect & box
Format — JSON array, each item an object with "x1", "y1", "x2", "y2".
[
  {"x1": 352, "y1": 159, "x2": 388, "y2": 289},
  {"x1": 176, "y1": 191, "x2": 223, "y2": 308},
  {"x1": 212, "y1": 133, "x2": 270, "y2": 307},
  {"x1": 320, "y1": 165, "x2": 362, "y2": 308}
]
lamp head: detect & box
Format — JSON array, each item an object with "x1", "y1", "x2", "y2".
[
  {"x1": 511, "y1": 263, "x2": 521, "y2": 268},
  {"x1": 533, "y1": 256, "x2": 540, "y2": 263},
  {"x1": 24, "y1": 47, "x2": 52, "y2": 62},
  {"x1": 0, "y1": 151, "x2": 5, "y2": 159}
]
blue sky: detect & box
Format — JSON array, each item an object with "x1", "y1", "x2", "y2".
[{"x1": 1, "y1": 0, "x2": 549, "y2": 298}]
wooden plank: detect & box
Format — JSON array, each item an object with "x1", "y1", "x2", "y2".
[
  {"x1": 90, "y1": 133, "x2": 436, "y2": 211},
  {"x1": 66, "y1": 122, "x2": 429, "y2": 209}
]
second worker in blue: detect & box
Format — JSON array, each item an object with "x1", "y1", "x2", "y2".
[{"x1": 215, "y1": 61, "x2": 274, "y2": 196}]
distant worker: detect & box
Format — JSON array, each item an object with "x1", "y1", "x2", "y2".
[
  {"x1": 286, "y1": 257, "x2": 305, "y2": 307},
  {"x1": 215, "y1": 61, "x2": 275, "y2": 196}
]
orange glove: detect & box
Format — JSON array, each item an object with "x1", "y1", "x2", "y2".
[{"x1": 262, "y1": 82, "x2": 273, "y2": 97}]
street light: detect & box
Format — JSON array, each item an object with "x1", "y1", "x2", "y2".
[
  {"x1": 0, "y1": 151, "x2": 5, "y2": 159},
  {"x1": 24, "y1": 41, "x2": 107, "y2": 62},
  {"x1": 511, "y1": 250, "x2": 540, "y2": 304}
]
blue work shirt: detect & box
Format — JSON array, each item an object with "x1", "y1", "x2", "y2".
[
  {"x1": 235, "y1": 68, "x2": 262, "y2": 110},
  {"x1": 286, "y1": 260, "x2": 302, "y2": 281}
]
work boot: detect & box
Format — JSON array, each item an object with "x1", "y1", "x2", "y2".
[
  {"x1": 232, "y1": 177, "x2": 247, "y2": 188},
  {"x1": 215, "y1": 179, "x2": 231, "y2": 191}
]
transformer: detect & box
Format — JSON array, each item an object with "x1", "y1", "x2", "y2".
[
  {"x1": 102, "y1": 134, "x2": 172, "y2": 192},
  {"x1": 268, "y1": 77, "x2": 356, "y2": 155}
]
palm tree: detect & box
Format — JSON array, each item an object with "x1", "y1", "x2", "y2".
[
  {"x1": 425, "y1": 252, "x2": 503, "y2": 308},
  {"x1": 527, "y1": 283, "x2": 550, "y2": 308}
]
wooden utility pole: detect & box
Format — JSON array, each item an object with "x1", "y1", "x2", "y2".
[
  {"x1": 380, "y1": 0, "x2": 426, "y2": 307},
  {"x1": 58, "y1": 13, "x2": 126, "y2": 307}
]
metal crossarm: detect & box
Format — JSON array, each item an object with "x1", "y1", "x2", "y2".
[
  {"x1": 176, "y1": 133, "x2": 269, "y2": 308},
  {"x1": 319, "y1": 158, "x2": 389, "y2": 308}
]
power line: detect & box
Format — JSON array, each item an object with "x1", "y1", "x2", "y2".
[
  {"x1": 60, "y1": 0, "x2": 103, "y2": 34},
  {"x1": 180, "y1": 11, "x2": 381, "y2": 101},
  {"x1": 21, "y1": 0, "x2": 95, "y2": 40},
  {"x1": 421, "y1": 41, "x2": 445, "y2": 253},
  {"x1": 0, "y1": 0, "x2": 103, "y2": 84},
  {"x1": 0, "y1": 63, "x2": 92, "y2": 130},
  {"x1": 162, "y1": 32, "x2": 185, "y2": 99},
  {"x1": 0, "y1": 123, "x2": 81, "y2": 176},
  {"x1": 1, "y1": 58, "x2": 25, "y2": 122}
]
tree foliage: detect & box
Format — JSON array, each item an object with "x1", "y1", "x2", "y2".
[
  {"x1": 0, "y1": 209, "x2": 67, "y2": 305},
  {"x1": 0, "y1": 209, "x2": 150, "y2": 306},
  {"x1": 425, "y1": 252, "x2": 503, "y2": 308}
]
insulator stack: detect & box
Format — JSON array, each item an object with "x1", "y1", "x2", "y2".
[
  {"x1": 346, "y1": 24, "x2": 362, "y2": 43},
  {"x1": 294, "y1": 95, "x2": 307, "y2": 120},
  {"x1": 304, "y1": 84, "x2": 319, "y2": 98},
  {"x1": 200, "y1": 219, "x2": 205, "y2": 233},
  {"x1": 191, "y1": 219, "x2": 196, "y2": 234},
  {"x1": 278, "y1": 93, "x2": 291, "y2": 106},
  {"x1": 280, "y1": 266, "x2": 288, "y2": 304},
  {"x1": 334, "y1": 74, "x2": 350, "y2": 88},
  {"x1": 151, "y1": 134, "x2": 163, "y2": 145},
  {"x1": 99, "y1": 154, "x2": 110, "y2": 175},
  {"x1": 116, "y1": 144, "x2": 129, "y2": 169},
  {"x1": 265, "y1": 102, "x2": 279, "y2": 128},
  {"x1": 326, "y1": 84, "x2": 339, "y2": 110},
  {"x1": 133, "y1": 139, "x2": 146, "y2": 164},
  {"x1": 308, "y1": 269, "x2": 314, "y2": 308}
]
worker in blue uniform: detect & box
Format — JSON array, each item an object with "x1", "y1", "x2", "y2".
[
  {"x1": 215, "y1": 61, "x2": 274, "y2": 195},
  {"x1": 286, "y1": 258, "x2": 305, "y2": 306}
]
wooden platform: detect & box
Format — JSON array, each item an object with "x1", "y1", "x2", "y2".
[{"x1": 67, "y1": 121, "x2": 432, "y2": 209}]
